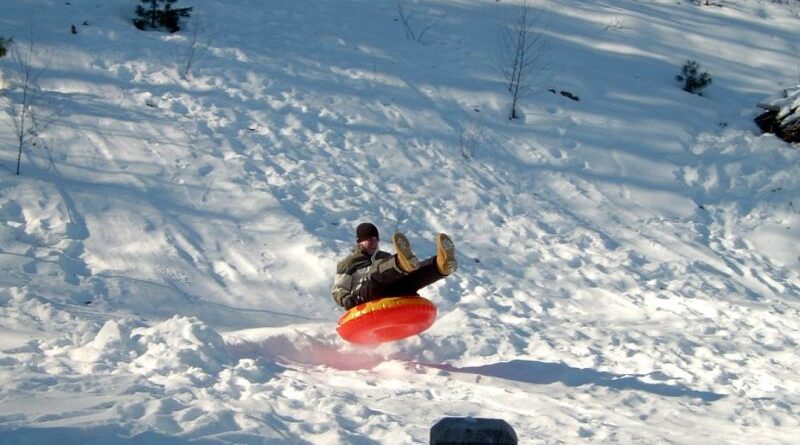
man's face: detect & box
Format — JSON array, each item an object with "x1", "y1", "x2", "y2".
[{"x1": 359, "y1": 236, "x2": 379, "y2": 255}]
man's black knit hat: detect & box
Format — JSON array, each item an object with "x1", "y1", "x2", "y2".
[{"x1": 356, "y1": 222, "x2": 379, "y2": 242}]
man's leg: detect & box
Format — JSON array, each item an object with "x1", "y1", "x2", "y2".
[
  {"x1": 354, "y1": 233, "x2": 456, "y2": 302},
  {"x1": 358, "y1": 232, "x2": 421, "y2": 299},
  {"x1": 383, "y1": 257, "x2": 446, "y2": 296},
  {"x1": 354, "y1": 256, "x2": 408, "y2": 302},
  {"x1": 393, "y1": 234, "x2": 457, "y2": 294}
]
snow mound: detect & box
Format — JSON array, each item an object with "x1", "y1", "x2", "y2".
[
  {"x1": 128, "y1": 316, "x2": 231, "y2": 387},
  {"x1": 759, "y1": 85, "x2": 800, "y2": 124},
  {"x1": 51, "y1": 316, "x2": 233, "y2": 389},
  {"x1": 68, "y1": 319, "x2": 140, "y2": 372},
  {"x1": 62, "y1": 316, "x2": 233, "y2": 390}
]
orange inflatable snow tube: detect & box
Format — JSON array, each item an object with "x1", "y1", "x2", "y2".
[{"x1": 337, "y1": 296, "x2": 437, "y2": 345}]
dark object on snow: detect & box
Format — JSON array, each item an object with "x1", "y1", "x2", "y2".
[
  {"x1": 430, "y1": 417, "x2": 517, "y2": 445},
  {"x1": 677, "y1": 60, "x2": 712, "y2": 95},
  {"x1": 133, "y1": 0, "x2": 192, "y2": 33},
  {"x1": 756, "y1": 87, "x2": 800, "y2": 144},
  {"x1": 756, "y1": 110, "x2": 800, "y2": 143},
  {"x1": 71, "y1": 25, "x2": 77, "y2": 34},
  {"x1": 0, "y1": 37, "x2": 11, "y2": 59},
  {"x1": 755, "y1": 110, "x2": 779, "y2": 133},
  {"x1": 548, "y1": 89, "x2": 580, "y2": 101},
  {"x1": 560, "y1": 90, "x2": 580, "y2": 101}
]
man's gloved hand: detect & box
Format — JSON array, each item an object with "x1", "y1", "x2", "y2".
[{"x1": 343, "y1": 295, "x2": 364, "y2": 310}]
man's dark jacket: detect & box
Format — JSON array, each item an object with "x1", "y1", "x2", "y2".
[{"x1": 331, "y1": 245, "x2": 393, "y2": 307}]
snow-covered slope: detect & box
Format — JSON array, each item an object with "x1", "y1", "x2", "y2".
[{"x1": 1, "y1": 0, "x2": 799, "y2": 443}]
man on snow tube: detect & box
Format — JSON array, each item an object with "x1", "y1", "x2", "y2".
[{"x1": 331, "y1": 222, "x2": 457, "y2": 311}]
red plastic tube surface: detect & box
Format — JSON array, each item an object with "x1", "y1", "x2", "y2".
[{"x1": 337, "y1": 296, "x2": 437, "y2": 345}]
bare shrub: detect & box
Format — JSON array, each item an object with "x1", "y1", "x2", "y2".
[
  {"x1": 497, "y1": 1, "x2": 548, "y2": 119},
  {"x1": 397, "y1": 1, "x2": 448, "y2": 44}
]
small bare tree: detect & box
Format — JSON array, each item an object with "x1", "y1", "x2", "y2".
[
  {"x1": 497, "y1": 1, "x2": 548, "y2": 120},
  {"x1": 397, "y1": 1, "x2": 448, "y2": 44},
  {"x1": 180, "y1": 23, "x2": 210, "y2": 80},
  {"x1": 3, "y1": 34, "x2": 52, "y2": 175}
]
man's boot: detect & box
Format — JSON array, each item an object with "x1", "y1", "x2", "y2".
[
  {"x1": 392, "y1": 232, "x2": 419, "y2": 273},
  {"x1": 436, "y1": 233, "x2": 457, "y2": 275}
]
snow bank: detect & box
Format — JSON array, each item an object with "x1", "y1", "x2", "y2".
[
  {"x1": 61, "y1": 316, "x2": 232, "y2": 390},
  {"x1": 759, "y1": 85, "x2": 800, "y2": 124}
]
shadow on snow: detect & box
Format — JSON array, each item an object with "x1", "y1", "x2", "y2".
[
  {"x1": 0, "y1": 427, "x2": 221, "y2": 445},
  {"x1": 433, "y1": 359, "x2": 725, "y2": 402}
]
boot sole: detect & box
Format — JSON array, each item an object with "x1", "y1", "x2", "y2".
[
  {"x1": 437, "y1": 234, "x2": 457, "y2": 274},
  {"x1": 393, "y1": 233, "x2": 419, "y2": 272}
]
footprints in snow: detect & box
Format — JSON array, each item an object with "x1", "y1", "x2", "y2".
[{"x1": 0, "y1": 186, "x2": 92, "y2": 293}]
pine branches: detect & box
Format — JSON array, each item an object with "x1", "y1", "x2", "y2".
[{"x1": 133, "y1": 0, "x2": 193, "y2": 33}]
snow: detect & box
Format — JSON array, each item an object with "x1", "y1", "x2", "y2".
[
  {"x1": 1, "y1": 0, "x2": 799, "y2": 443},
  {"x1": 761, "y1": 84, "x2": 800, "y2": 129}
]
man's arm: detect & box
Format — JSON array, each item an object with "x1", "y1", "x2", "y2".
[{"x1": 331, "y1": 269, "x2": 354, "y2": 307}]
